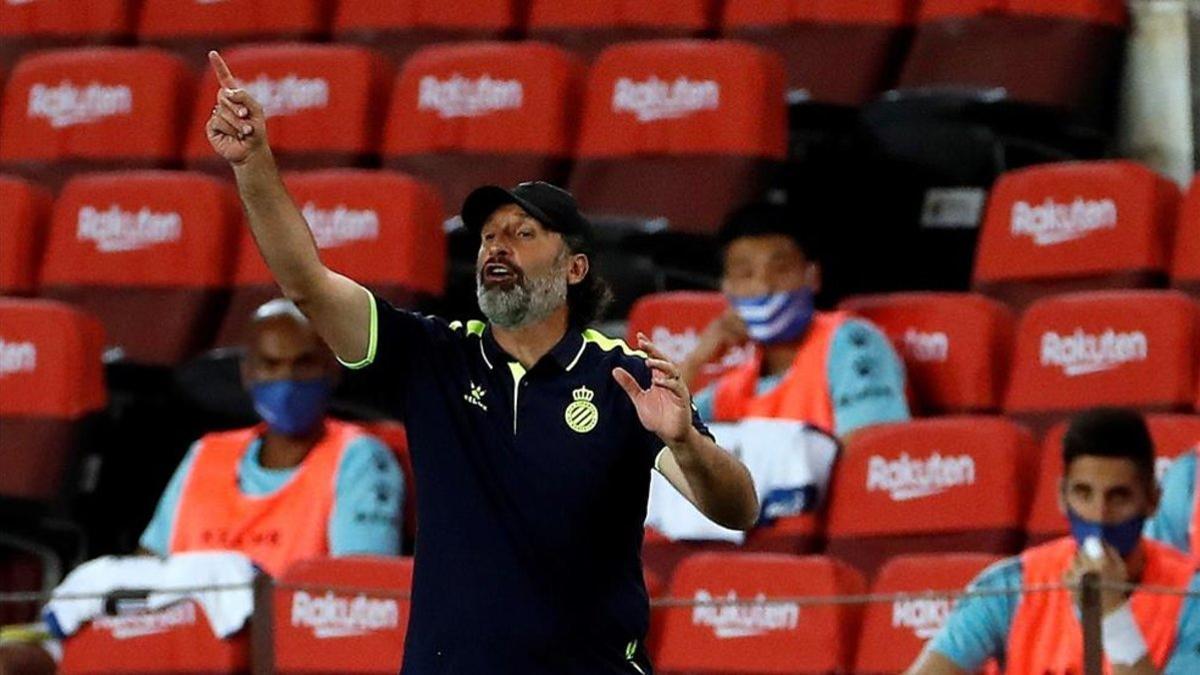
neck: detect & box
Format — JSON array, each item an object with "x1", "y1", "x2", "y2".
[
  {"x1": 492, "y1": 307, "x2": 570, "y2": 369},
  {"x1": 259, "y1": 424, "x2": 324, "y2": 469}
]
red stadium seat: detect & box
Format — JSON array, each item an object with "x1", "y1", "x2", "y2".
[
  {"x1": 333, "y1": 0, "x2": 523, "y2": 65},
  {"x1": 896, "y1": 0, "x2": 1126, "y2": 128},
  {"x1": 974, "y1": 161, "x2": 1181, "y2": 309},
  {"x1": 185, "y1": 44, "x2": 393, "y2": 173},
  {"x1": 625, "y1": 291, "x2": 749, "y2": 393},
  {"x1": 825, "y1": 418, "x2": 1035, "y2": 579},
  {"x1": 0, "y1": 175, "x2": 53, "y2": 296},
  {"x1": 60, "y1": 600, "x2": 249, "y2": 674},
  {"x1": 1004, "y1": 291, "x2": 1200, "y2": 430},
  {"x1": 1026, "y1": 414, "x2": 1200, "y2": 545},
  {"x1": 0, "y1": 299, "x2": 106, "y2": 503},
  {"x1": 528, "y1": 0, "x2": 719, "y2": 62},
  {"x1": 841, "y1": 292, "x2": 1016, "y2": 414},
  {"x1": 0, "y1": 49, "x2": 191, "y2": 192},
  {"x1": 723, "y1": 0, "x2": 917, "y2": 107},
  {"x1": 570, "y1": 40, "x2": 786, "y2": 235},
  {"x1": 1173, "y1": 175, "x2": 1200, "y2": 299},
  {"x1": 655, "y1": 553, "x2": 865, "y2": 674},
  {"x1": 138, "y1": 0, "x2": 327, "y2": 67},
  {"x1": 382, "y1": 42, "x2": 582, "y2": 212},
  {"x1": 272, "y1": 557, "x2": 414, "y2": 674},
  {"x1": 0, "y1": 0, "x2": 134, "y2": 71},
  {"x1": 38, "y1": 172, "x2": 241, "y2": 365},
  {"x1": 854, "y1": 553, "x2": 1001, "y2": 675},
  {"x1": 215, "y1": 170, "x2": 443, "y2": 345}
]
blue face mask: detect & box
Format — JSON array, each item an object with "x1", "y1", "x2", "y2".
[
  {"x1": 729, "y1": 289, "x2": 816, "y2": 345},
  {"x1": 249, "y1": 378, "x2": 332, "y2": 437},
  {"x1": 1066, "y1": 507, "x2": 1146, "y2": 559}
]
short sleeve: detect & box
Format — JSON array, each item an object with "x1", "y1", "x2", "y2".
[
  {"x1": 1144, "y1": 450, "x2": 1197, "y2": 556},
  {"x1": 139, "y1": 442, "x2": 201, "y2": 555},
  {"x1": 328, "y1": 434, "x2": 405, "y2": 556},
  {"x1": 827, "y1": 319, "x2": 911, "y2": 437},
  {"x1": 926, "y1": 558, "x2": 1022, "y2": 671},
  {"x1": 1167, "y1": 573, "x2": 1200, "y2": 673}
]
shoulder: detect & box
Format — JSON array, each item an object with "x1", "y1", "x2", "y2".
[
  {"x1": 967, "y1": 556, "x2": 1023, "y2": 591},
  {"x1": 830, "y1": 317, "x2": 896, "y2": 355},
  {"x1": 580, "y1": 328, "x2": 649, "y2": 372},
  {"x1": 1166, "y1": 450, "x2": 1198, "y2": 479}
]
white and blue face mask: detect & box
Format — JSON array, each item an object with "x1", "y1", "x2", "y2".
[{"x1": 728, "y1": 288, "x2": 816, "y2": 345}]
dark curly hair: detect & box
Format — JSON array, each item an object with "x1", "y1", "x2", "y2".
[{"x1": 563, "y1": 231, "x2": 612, "y2": 328}]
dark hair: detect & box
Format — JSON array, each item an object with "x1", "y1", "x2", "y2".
[
  {"x1": 717, "y1": 202, "x2": 818, "y2": 262},
  {"x1": 1062, "y1": 407, "x2": 1155, "y2": 485},
  {"x1": 563, "y1": 232, "x2": 612, "y2": 327}
]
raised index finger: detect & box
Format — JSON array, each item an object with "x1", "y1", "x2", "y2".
[{"x1": 208, "y1": 51, "x2": 238, "y2": 89}]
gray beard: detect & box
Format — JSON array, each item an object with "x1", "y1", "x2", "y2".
[{"x1": 476, "y1": 260, "x2": 568, "y2": 329}]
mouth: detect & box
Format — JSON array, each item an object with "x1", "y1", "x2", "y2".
[{"x1": 481, "y1": 260, "x2": 520, "y2": 286}]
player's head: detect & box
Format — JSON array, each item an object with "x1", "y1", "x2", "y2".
[
  {"x1": 1058, "y1": 407, "x2": 1159, "y2": 558},
  {"x1": 462, "y1": 182, "x2": 611, "y2": 329},
  {"x1": 717, "y1": 202, "x2": 821, "y2": 345},
  {"x1": 242, "y1": 299, "x2": 337, "y2": 437}
]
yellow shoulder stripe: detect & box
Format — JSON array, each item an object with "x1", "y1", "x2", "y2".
[{"x1": 582, "y1": 329, "x2": 647, "y2": 358}]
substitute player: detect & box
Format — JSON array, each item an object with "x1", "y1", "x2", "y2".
[{"x1": 204, "y1": 52, "x2": 758, "y2": 674}]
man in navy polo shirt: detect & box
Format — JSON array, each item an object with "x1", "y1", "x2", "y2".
[{"x1": 205, "y1": 52, "x2": 759, "y2": 673}]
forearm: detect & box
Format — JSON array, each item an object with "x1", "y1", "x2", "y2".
[
  {"x1": 666, "y1": 428, "x2": 758, "y2": 530},
  {"x1": 1111, "y1": 659, "x2": 1157, "y2": 675},
  {"x1": 231, "y1": 151, "x2": 326, "y2": 301}
]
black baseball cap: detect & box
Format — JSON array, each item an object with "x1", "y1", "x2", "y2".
[{"x1": 461, "y1": 181, "x2": 595, "y2": 254}]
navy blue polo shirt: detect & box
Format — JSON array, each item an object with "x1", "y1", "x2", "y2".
[{"x1": 342, "y1": 291, "x2": 710, "y2": 674}]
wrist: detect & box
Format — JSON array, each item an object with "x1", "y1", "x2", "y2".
[
  {"x1": 231, "y1": 148, "x2": 275, "y2": 173},
  {"x1": 665, "y1": 426, "x2": 702, "y2": 455}
]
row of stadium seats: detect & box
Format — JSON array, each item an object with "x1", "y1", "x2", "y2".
[
  {"x1": 1, "y1": 0, "x2": 1126, "y2": 121},
  {"x1": 51, "y1": 551, "x2": 992, "y2": 674}
]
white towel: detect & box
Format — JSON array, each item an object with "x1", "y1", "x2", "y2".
[
  {"x1": 645, "y1": 418, "x2": 840, "y2": 543},
  {"x1": 44, "y1": 551, "x2": 256, "y2": 639}
]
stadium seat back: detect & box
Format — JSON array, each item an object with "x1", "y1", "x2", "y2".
[
  {"x1": 333, "y1": 0, "x2": 522, "y2": 65},
  {"x1": 656, "y1": 553, "x2": 865, "y2": 674},
  {"x1": 1172, "y1": 175, "x2": 1200, "y2": 299},
  {"x1": 0, "y1": 49, "x2": 191, "y2": 191},
  {"x1": 0, "y1": 176, "x2": 53, "y2": 295},
  {"x1": 625, "y1": 291, "x2": 748, "y2": 392},
  {"x1": 137, "y1": 0, "x2": 327, "y2": 67},
  {"x1": 0, "y1": 299, "x2": 106, "y2": 502},
  {"x1": 528, "y1": 0, "x2": 718, "y2": 62},
  {"x1": 0, "y1": 0, "x2": 135, "y2": 70},
  {"x1": 569, "y1": 40, "x2": 787, "y2": 235},
  {"x1": 1004, "y1": 291, "x2": 1200, "y2": 428},
  {"x1": 1026, "y1": 414, "x2": 1200, "y2": 544},
  {"x1": 60, "y1": 600, "x2": 248, "y2": 674},
  {"x1": 723, "y1": 0, "x2": 917, "y2": 107},
  {"x1": 897, "y1": 0, "x2": 1126, "y2": 126},
  {"x1": 39, "y1": 172, "x2": 240, "y2": 365},
  {"x1": 841, "y1": 292, "x2": 1015, "y2": 414},
  {"x1": 273, "y1": 557, "x2": 414, "y2": 673},
  {"x1": 825, "y1": 418, "x2": 1035, "y2": 578},
  {"x1": 974, "y1": 161, "x2": 1181, "y2": 309},
  {"x1": 186, "y1": 44, "x2": 393, "y2": 172},
  {"x1": 217, "y1": 169, "x2": 444, "y2": 346},
  {"x1": 382, "y1": 42, "x2": 582, "y2": 212},
  {"x1": 854, "y1": 553, "x2": 1001, "y2": 674}
]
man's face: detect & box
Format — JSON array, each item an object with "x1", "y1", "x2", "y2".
[
  {"x1": 1060, "y1": 456, "x2": 1158, "y2": 525},
  {"x1": 721, "y1": 234, "x2": 815, "y2": 299},
  {"x1": 243, "y1": 318, "x2": 334, "y2": 387},
  {"x1": 476, "y1": 203, "x2": 582, "y2": 328}
]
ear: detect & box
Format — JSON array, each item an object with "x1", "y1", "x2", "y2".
[
  {"x1": 567, "y1": 252, "x2": 589, "y2": 285},
  {"x1": 805, "y1": 261, "x2": 822, "y2": 294}
]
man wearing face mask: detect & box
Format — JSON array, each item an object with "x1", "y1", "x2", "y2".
[
  {"x1": 138, "y1": 299, "x2": 405, "y2": 576},
  {"x1": 681, "y1": 203, "x2": 910, "y2": 437},
  {"x1": 907, "y1": 408, "x2": 1200, "y2": 675}
]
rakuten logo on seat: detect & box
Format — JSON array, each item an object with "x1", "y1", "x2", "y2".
[
  {"x1": 300, "y1": 202, "x2": 380, "y2": 249},
  {"x1": 892, "y1": 598, "x2": 953, "y2": 640},
  {"x1": 1010, "y1": 197, "x2": 1118, "y2": 246},
  {"x1": 0, "y1": 339, "x2": 37, "y2": 377},
  {"x1": 93, "y1": 603, "x2": 197, "y2": 640},
  {"x1": 417, "y1": 75, "x2": 524, "y2": 119},
  {"x1": 866, "y1": 452, "x2": 976, "y2": 502},
  {"x1": 290, "y1": 590, "x2": 399, "y2": 639},
  {"x1": 27, "y1": 81, "x2": 133, "y2": 128},
  {"x1": 691, "y1": 589, "x2": 799, "y2": 639},
  {"x1": 77, "y1": 205, "x2": 183, "y2": 253},
  {"x1": 612, "y1": 76, "x2": 720, "y2": 122},
  {"x1": 1039, "y1": 328, "x2": 1148, "y2": 377},
  {"x1": 902, "y1": 329, "x2": 949, "y2": 363},
  {"x1": 244, "y1": 74, "x2": 329, "y2": 116}
]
